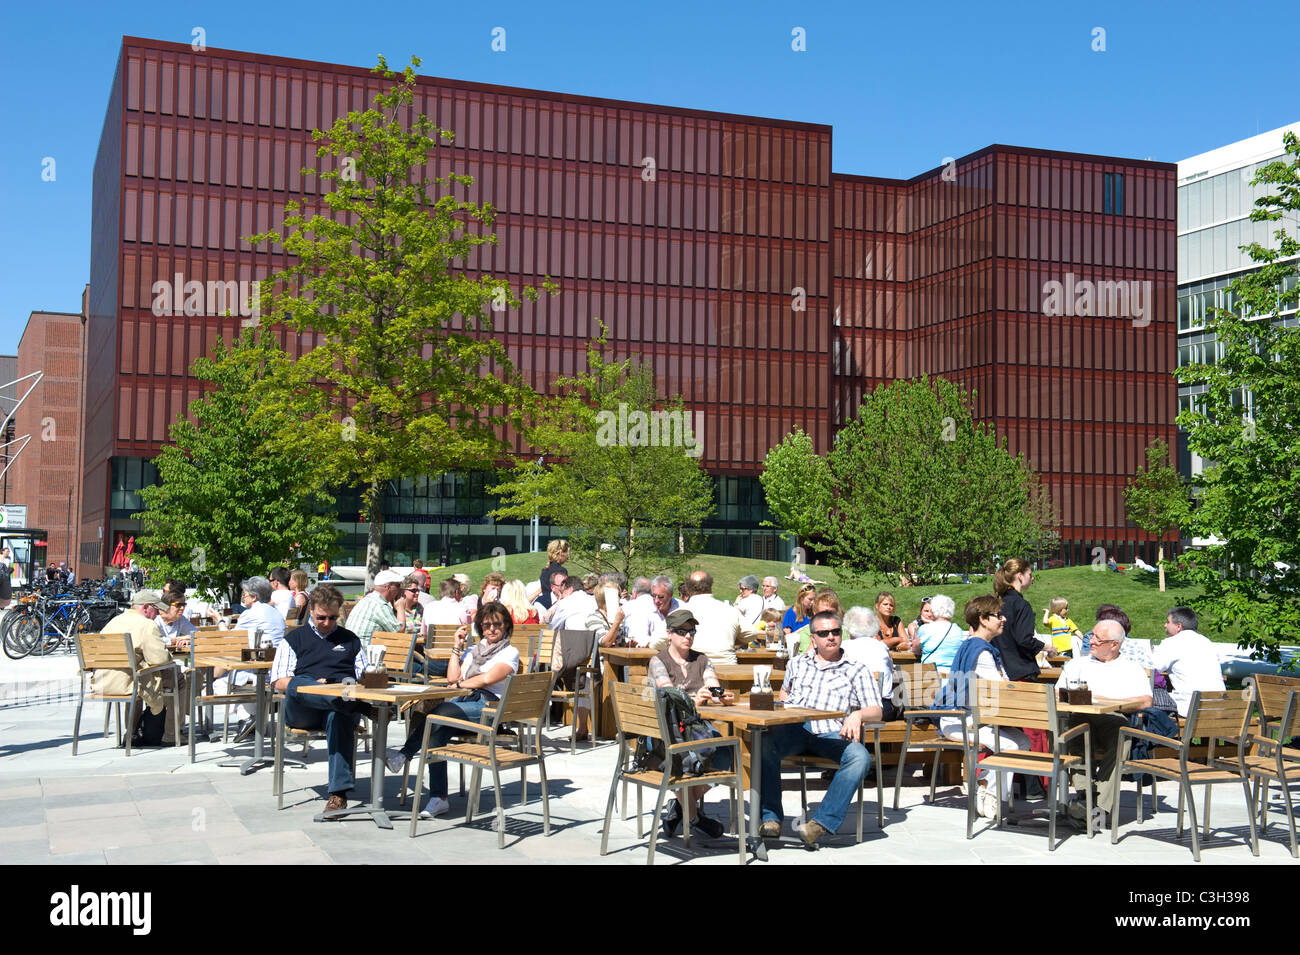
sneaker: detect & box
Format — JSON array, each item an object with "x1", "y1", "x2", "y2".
[
  {"x1": 232, "y1": 718, "x2": 255, "y2": 744},
  {"x1": 978, "y1": 786, "x2": 1000, "y2": 819},
  {"x1": 420, "y1": 796, "x2": 450, "y2": 819},
  {"x1": 385, "y1": 748, "x2": 406, "y2": 775},
  {"x1": 759, "y1": 820, "x2": 781, "y2": 839},
  {"x1": 794, "y1": 818, "x2": 827, "y2": 849},
  {"x1": 693, "y1": 813, "x2": 725, "y2": 839},
  {"x1": 661, "y1": 800, "x2": 683, "y2": 839}
]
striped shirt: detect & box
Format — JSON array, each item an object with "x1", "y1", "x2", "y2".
[
  {"x1": 783, "y1": 650, "x2": 882, "y2": 736},
  {"x1": 343, "y1": 592, "x2": 398, "y2": 645}
]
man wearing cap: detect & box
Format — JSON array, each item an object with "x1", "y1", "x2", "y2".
[
  {"x1": 93, "y1": 590, "x2": 188, "y2": 745},
  {"x1": 344, "y1": 569, "x2": 403, "y2": 645}
]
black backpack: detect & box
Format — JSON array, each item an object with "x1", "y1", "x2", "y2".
[{"x1": 632, "y1": 686, "x2": 716, "y2": 776}]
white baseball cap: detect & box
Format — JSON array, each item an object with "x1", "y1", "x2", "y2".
[{"x1": 373, "y1": 570, "x2": 404, "y2": 587}]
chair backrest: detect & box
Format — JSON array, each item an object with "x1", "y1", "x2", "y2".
[
  {"x1": 972, "y1": 679, "x2": 1055, "y2": 731},
  {"x1": 513, "y1": 623, "x2": 541, "y2": 669},
  {"x1": 496, "y1": 669, "x2": 556, "y2": 725},
  {"x1": 193, "y1": 630, "x2": 251, "y2": 657},
  {"x1": 76, "y1": 632, "x2": 135, "y2": 673},
  {"x1": 610, "y1": 680, "x2": 665, "y2": 741},
  {"x1": 895, "y1": 661, "x2": 942, "y2": 708},
  {"x1": 369, "y1": 631, "x2": 416, "y2": 675},
  {"x1": 1275, "y1": 688, "x2": 1300, "y2": 744},
  {"x1": 1184, "y1": 690, "x2": 1252, "y2": 745},
  {"x1": 1253, "y1": 674, "x2": 1300, "y2": 726},
  {"x1": 426, "y1": 625, "x2": 462, "y2": 651},
  {"x1": 534, "y1": 627, "x2": 557, "y2": 671}
]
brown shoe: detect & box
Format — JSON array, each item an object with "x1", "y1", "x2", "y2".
[
  {"x1": 759, "y1": 820, "x2": 781, "y2": 839},
  {"x1": 325, "y1": 794, "x2": 347, "y2": 813},
  {"x1": 795, "y1": 819, "x2": 828, "y2": 849}
]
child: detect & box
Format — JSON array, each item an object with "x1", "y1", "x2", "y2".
[
  {"x1": 1043, "y1": 597, "x2": 1082, "y2": 653},
  {"x1": 752, "y1": 607, "x2": 785, "y2": 648}
]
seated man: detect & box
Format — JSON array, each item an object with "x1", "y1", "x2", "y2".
[
  {"x1": 759, "y1": 610, "x2": 881, "y2": 848},
  {"x1": 1153, "y1": 606, "x2": 1225, "y2": 719},
  {"x1": 1056, "y1": 618, "x2": 1152, "y2": 830},
  {"x1": 93, "y1": 589, "x2": 188, "y2": 746},
  {"x1": 344, "y1": 569, "x2": 402, "y2": 644},
  {"x1": 270, "y1": 584, "x2": 368, "y2": 815},
  {"x1": 647, "y1": 608, "x2": 736, "y2": 839}
]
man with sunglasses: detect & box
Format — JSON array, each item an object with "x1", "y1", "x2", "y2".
[
  {"x1": 759, "y1": 610, "x2": 881, "y2": 849},
  {"x1": 606, "y1": 575, "x2": 679, "y2": 648},
  {"x1": 271, "y1": 583, "x2": 369, "y2": 814}
]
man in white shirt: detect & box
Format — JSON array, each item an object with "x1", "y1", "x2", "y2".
[
  {"x1": 269, "y1": 567, "x2": 294, "y2": 618},
  {"x1": 1058, "y1": 619, "x2": 1153, "y2": 829},
  {"x1": 1152, "y1": 607, "x2": 1225, "y2": 718},
  {"x1": 547, "y1": 573, "x2": 599, "y2": 631},
  {"x1": 735, "y1": 575, "x2": 765, "y2": 627},
  {"x1": 424, "y1": 577, "x2": 468, "y2": 627},
  {"x1": 841, "y1": 605, "x2": 896, "y2": 717},
  {"x1": 761, "y1": 576, "x2": 786, "y2": 613},
  {"x1": 609, "y1": 575, "x2": 679, "y2": 648},
  {"x1": 684, "y1": 570, "x2": 747, "y2": 667}
]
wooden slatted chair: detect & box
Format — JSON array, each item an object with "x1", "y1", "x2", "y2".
[
  {"x1": 187, "y1": 630, "x2": 256, "y2": 762},
  {"x1": 73, "y1": 632, "x2": 185, "y2": 757},
  {"x1": 368, "y1": 631, "x2": 421, "y2": 683},
  {"x1": 1252, "y1": 674, "x2": 1300, "y2": 741},
  {"x1": 512, "y1": 624, "x2": 541, "y2": 673},
  {"x1": 1111, "y1": 689, "x2": 1258, "y2": 861},
  {"x1": 891, "y1": 661, "x2": 968, "y2": 809},
  {"x1": 968, "y1": 678, "x2": 1092, "y2": 850},
  {"x1": 408, "y1": 670, "x2": 556, "y2": 847},
  {"x1": 600, "y1": 681, "x2": 745, "y2": 865},
  {"x1": 1237, "y1": 685, "x2": 1299, "y2": 857},
  {"x1": 533, "y1": 627, "x2": 599, "y2": 753}
]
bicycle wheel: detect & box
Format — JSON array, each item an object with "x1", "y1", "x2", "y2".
[
  {"x1": 5, "y1": 612, "x2": 42, "y2": 660},
  {"x1": 0, "y1": 609, "x2": 30, "y2": 659}
]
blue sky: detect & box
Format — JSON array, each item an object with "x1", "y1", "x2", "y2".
[{"x1": 1, "y1": 0, "x2": 1296, "y2": 351}]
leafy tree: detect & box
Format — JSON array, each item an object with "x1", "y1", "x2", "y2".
[
  {"x1": 489, "y1": 330, "x2": 714, "y2": 582},
  {"x1": 1124, "y1": 438, "x2": 1189, "y2": 592},
  {"x1": 758, "y1": 429, "x2": 832, "y2": 553},
  {"x1": 821, "y1": 377, "x2": 1046, "y2": 586},
  {"x1": 250, "y1": 56, "x2": 548, "y2": 585},
  {"x1": 135, "y1": 334, "x2": 338, "y2": 602},
  {"x1": 1176, "y1": 131, "x2": 1300, "y2": 663}
]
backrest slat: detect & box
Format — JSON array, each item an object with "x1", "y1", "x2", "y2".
[
  {"x1": 77, "y1": 633, "x2": 135, "y2": 671},
  {"x1": 497, "y1": 671, "x2": 555, "y2": 723},
  {"x1": 611, "y1": 682, "x2": 663, "y2": 740}
]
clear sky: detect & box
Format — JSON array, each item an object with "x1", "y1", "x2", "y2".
[{"x1": 1, "y1": 0, "x2": 1296, "y2": 352}]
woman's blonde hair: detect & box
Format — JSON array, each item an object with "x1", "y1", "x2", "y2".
[
  {"x1": 814, "y1": 587, "x2": 841, "y2": 615},
  {"x1": 500, "y1": 579, "x2": 531, "y2": 619},
  {"x1": 546, "y1": 539, "x2": 570, "y2": 562},
  {"x1": 994, "y1": 558, "x2": 1031, "y2": 596}
]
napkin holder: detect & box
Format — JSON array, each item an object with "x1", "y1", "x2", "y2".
[
  {"x1": 241, "y1": 646, "x2": 274, "y2": 662},
  {"x1": 1065, "y1": 687, "x2": 1092, "y2": 705},
  {"x1": 749, "y1": 690, "x2": 774, "y2": 710},
  {"x1": 361, "y1": 667, "x2": 388, "y2": 689}
]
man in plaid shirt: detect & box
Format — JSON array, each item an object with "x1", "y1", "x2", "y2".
[
  {"x1": 759, "y1": 610, "x2": 881, "y2": 848},
  {"x1": 343, "y1": 569, "x2": 402, "y2": 645}
]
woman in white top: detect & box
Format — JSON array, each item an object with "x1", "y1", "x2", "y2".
[
  {"x1": 935, "y1": 594, "x2": 1029, "y2": 819},
  {"x1": 841, "y1": 606, "x2": 898, "y2": 718},
  {"x1": 388, "y1": 600, "x2": 521, "y2": 819}
]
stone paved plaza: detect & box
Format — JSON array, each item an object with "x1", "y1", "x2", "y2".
[{"x1": 1, "y1": 653, "x2": 1295, "y2": 866}]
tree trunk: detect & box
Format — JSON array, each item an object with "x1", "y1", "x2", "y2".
[
  {"x1": 365, "y1": 481, "x2": 384, "y2": 590},
  {"x1": 1157, "y1": 541, "x2": 1166, "y2": 593}
]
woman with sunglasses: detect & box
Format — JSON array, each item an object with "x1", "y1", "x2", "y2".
[{"x1": 387, "y1": 600, "x2": 521, "y2": 819}]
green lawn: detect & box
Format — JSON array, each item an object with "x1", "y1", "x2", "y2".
[{"x1": 430, "y1": 553, "x2": 1214, "y2": 645}]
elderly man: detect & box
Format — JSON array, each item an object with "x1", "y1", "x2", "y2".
[
  {"x1": 1153, "y1": 607, "x2": 1225, "y2": 718},
  {"x1": 93, "y1": 590, "x2": 187, "y2": 746},
  {"x1": 841, "y1": 606, "x2": 898, "y2": 719},
  {"x1": 1057, "y1": 619, "x2": 1153, "y2": 829},
  {"x1": 684, "y1": 570, "x2": 747, "y2": 667},
  {"x1": 760, "y1": 610, "x2": 881, "y2": 848},
  {"x1": 545, "y1": 572, "x2": 599, "y2": 631},
  {"x1": 736, "y1": 575, "x2": 764, "y2": 626},
  {"x1": 608, "y1": 575, "x2": 679, "y2": 648},
  {"x1": 761, "y1": 576, "x2": 786, "y2": 613},
  {"x1": 343, "y1": 569, "x2": 403, "y2": 644},
  {"x1": 233, "y1": 576, "x2": 287, "y2": 648},
  {"x1": 271, "y1": 584, "x2": 368, "y2": 814}
]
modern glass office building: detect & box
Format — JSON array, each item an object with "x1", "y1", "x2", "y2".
[{"x1": 81, "y1": 37, "x2": 1178, "y2": 575}]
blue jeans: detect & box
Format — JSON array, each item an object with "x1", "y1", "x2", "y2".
[
  {"x1": 400, "y1": 694, "x2": 493, "y2": 798},
  {"x1": 702, "y1": 725, "x2": 733, "y2": 773},
  {"x1": 759, "y1": 722, "x2": 870, "y2": 833},
  {"x1": 283, "y1": 676, "x2": 365, "y2": 796}
]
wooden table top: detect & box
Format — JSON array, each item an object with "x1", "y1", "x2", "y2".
[
  {"x1": 890, "y1": 651, "x2": 920, "y2": 663},
  {"x1": 736, "y1": 649, "x2": 783, "y2": 664},
  {"x1": 600, "y1": 647, "x2": 658, "y2": 666},
  {"x1": 714, "y1": 664, "x2": 785, "y2": 681},
  {"x1": 1057, "y1": 700, "x2": 1124, "y2": 716},
  {"x1": 201, "y1": 656, "x2": 273, "y2": 670},
  {"x1": 693, "y1": 702, "x2": 843, "y2": 728},
  {"x1": 296, "y1": 683, "x2": 462, "y2": 705}
]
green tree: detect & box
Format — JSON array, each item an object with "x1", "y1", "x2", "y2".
[
  {"x1": 1176, "y1": 131, "x2": 1300, "y2": 663},
  {"x1": 250, "y1": 56, "x2": 548, "y2": 584},
  {"x1": 1124, "y1": 438, "x2": 1189, "y2": 592},
  {"x1": 135, "y1": 334, "x2": 338, "y2": 602},
  {"x1": 489, "y1": 331, "x2": 714, "y2": 582},
  {"x1": 758, "y1": 429, "x2": 832, "y2": 552},
  {"x1": 822, "y1": 377, "x2": 1046, "y2": 586}
]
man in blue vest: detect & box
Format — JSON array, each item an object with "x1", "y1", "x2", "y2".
[{"x1": 270, "y1": 583, "x2": 368, "y2": 814}]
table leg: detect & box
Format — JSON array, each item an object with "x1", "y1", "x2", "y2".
[
  {"x1": 220, "y1": 669, "x2": 274, "y2": 774},
  {"x1": 748, "y1": 725, "x2": 769, "y2": 862}
]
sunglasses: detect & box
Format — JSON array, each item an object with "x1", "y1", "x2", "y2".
[
  {"x1": 313, "y1": 613, "x2": 339, "y2": 622},
  {"x1": 669, "y1": 627, "x2": 696, "y2": 636},
  {"x1": 812, "y1": 627, "x2": 842, "y2": 637}
]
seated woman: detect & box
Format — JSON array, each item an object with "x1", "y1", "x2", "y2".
[
  {"x1": 791, "y1": 588, "x2": 841, "y2": 655},
  {"x1": 647, "y1": 608, "x2": 735, "y2": 840},
  {"x1": 387, "y1": 601, "x2": 521, "y2": 819},
  {"x1": 875, "y1": 591, "x2": 907, "y2": 650},
  {"x1": 910, "y1": 594, "x2": 965, "y2": 674},
  {"x1": 932, "y1": 594, "x2": 1029, "y2": 821},
  {"x1": 905, "y1": 596, "x2": 935, "y2": 644},
  {"x1": 841, "y1": 606, "x2": 900, "y2": 719},
  {"x1": 781, "y1": 583, "x2": 818, "y2": 638}
]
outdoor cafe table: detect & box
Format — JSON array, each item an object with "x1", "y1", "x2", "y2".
[
  {"x1": 696, "y1": 701, "x2": 845, "y2": 862},
  {"x1": 890, "y1": 650, "x2": 920, "y2": 663},
  {"x1": 295, "y1": 682, "x2": 462, "y2": 828},
  {"x1": 713, "y1": 664, "x2": 784, "y2": 700},
  {"x1": 599, "y1": 646, "x2": 657, "y2": 739},
  {"x1": 736, "y1": 649, "x2": 782, "y2": 666},
  {"x1": 200, "y1": 656, "x2": 273, "y2": 775}
]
